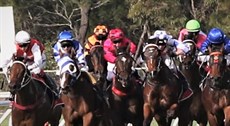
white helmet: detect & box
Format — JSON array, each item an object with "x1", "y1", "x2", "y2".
[
  {"x1": 15, "y1": 30, "x2": 31, "y2": 44},
  {"x1": 149, "y1": 30, "x2": 172, "y2": 40}
]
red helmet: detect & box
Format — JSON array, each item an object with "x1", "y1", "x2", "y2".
[{"x1": 109, "y1": 28, "x2": 124, "y2": 42}]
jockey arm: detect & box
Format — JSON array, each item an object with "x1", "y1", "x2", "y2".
[
  {"x1": 28, "y1": 43, "x2": 43, "y2": 70},
  {"x1": 199, "y1": 40, "x2": 210, "y2": 54},
  {"x1": 129, "y1": 40, "x2": 137, "y2": 55},
  {"x1": 223, "y1": 37, "x2": 230, "y2": 54},
  {"x1": 167, "y1": 38, "x2": 189, "y2": 55},
  {"x1": 74, "y1": 42, "x2": 87, "y2": 65},
  {"x1": 52, "y1": 43, "x2": 61, "y2": 62},
  {"x1": 103, "y1": 41, "x2": 116, "y2": 63}
]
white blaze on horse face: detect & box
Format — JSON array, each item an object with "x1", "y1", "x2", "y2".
[
  {"x1": 121, "y1": 57, "x2": 126, "y2": 62},
  {"x1": 60, "y1": 74, "x2": 67, "y2": 89}
]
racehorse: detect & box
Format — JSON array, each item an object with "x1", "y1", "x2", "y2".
[
  {"x1": 109, "y1": 45, "x2": 143, "y2": 126},
  {"x1": 89, "y1": 42, "x2": 108, "y2": 92},
  {"x1": 58, "y1": 50, "x2": 111, "y2": 126},
  {"x1": 142, "y1": 43, "x2": 191, "y2": 126},
  {"x1": 8, "y1": 57, "x2": 62, "y2": 126},
  {"x1": 201, "y1": 44, "x2": 230, "y2": 126},
  {"x1": 178, "y1": 39, "x2": 207, "y2": 126}
]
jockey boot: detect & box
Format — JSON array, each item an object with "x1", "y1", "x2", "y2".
[
  {"x1": 177, "y1": 71, "x2": 193, "y2": 102},
  {"x1": 43, "y1": 74, "x2": 64, "y2": 107}
]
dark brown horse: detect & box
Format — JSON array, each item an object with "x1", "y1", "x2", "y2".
[
  {"x1": 108, "y1": 47, "x2": 143, "y2": 126},
  {"x1": 89, "y1": 43, "x2": 108, "y2": 91},
  {"x1": 8, "y1": 59, "x2": 62, "y2": 126},
  {"x1": 201, "y1": 44, "x2": 230, "y2": 126},
  {"x1": 179, "y1": 39, "x2": 207, "y2": 126},
  {"x1": 58, "y1": 54, "x2": 111, "y2": 126},
  {"x1": 142, "y1": 43, "x2": 191, "y2": 126}
]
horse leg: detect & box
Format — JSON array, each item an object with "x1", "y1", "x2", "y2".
[
  {"x1": 143, "y1": 103, "x2": 153, "y2": 126},
  {"x1": 82, "y1": 112, "x2": 94, "y2": 126},
  {"x1": 224, "y1": 106, "x2": 230, "y2": 126}
]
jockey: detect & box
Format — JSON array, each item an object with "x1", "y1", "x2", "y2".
[
  {"x1": 53, "y1": 30, "x2": 88, "y2": 74},
  {"x1": 103, "y1": 28, "x2": 137, "y2": 82},
  {"x1": 1, "y1": 30, "x2": 61, "y2": 103},
  {"x1": 148, "y1": 30, "x2": 193, "y2": 101},
  {"x1": 178, "y1": 19, "x2": 207, "y2": 49},
  {"x1": 197, "y1": 28, "x2": 230, "y2": 71},
  {"x1": 84, "y1": 25, "x2": 108, "y2": 72}
]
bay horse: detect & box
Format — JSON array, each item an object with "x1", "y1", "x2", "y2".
[
  {"x1": 178, "y1": 39, "x2": 207, "y2": 126},
  {"x1": 201, "y1": 44, "x2": 230, "y2": 126},
  {"x1": 7, "y1": 58, "x2": 62, "y2": 126},
  {"x1": 58, "y1": 54, "x2": 112, "y2": 126},
  {"x1": 109, "y1": 46, "x2": 143, "y2": 126},
  {"x1": 142, "y1": 43, "x2": 191, "y2": 126},
  {"x1": 89, "y1": 42, "x2": 108, "y2": 92}
]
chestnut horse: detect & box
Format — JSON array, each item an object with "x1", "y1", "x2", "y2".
[
  {"x1": 58, "y1": 54, "x2": 111, "y2": 126},
  {"x1": 89, "y1": 42, "x2": 108, "y2": 92},
  {"x1": 108, "y1": 47, "x2": 143, "y2": 126},
  {"x1": 179, "y1": 39, "x2": 207, "y2": 126},
  {"x1": 142, "y1": 44, "x2": 191, "y2": 126},
  {"x1": 7, "y1": 58, "x2": 62, "y2": 126},
  {"x1": 201, "y1": 44, "x2": 230, "y2": 126}
]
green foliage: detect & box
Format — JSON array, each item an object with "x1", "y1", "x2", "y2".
[
  {"x1": 44, "y1": 41, "x2": 57, "y2": 70},
  {"x1": 1, "y1": 0, "x2": 230, "y2": 68}
]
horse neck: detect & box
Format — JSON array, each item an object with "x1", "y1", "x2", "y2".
[
  {"x1": 69, "y1": 72, "x2": 93, "y2": 94},
  {"x1": 180, "y1": 63, "x2": 202, "y2": 90},
  {"x1": 15, "y1": 80, "x2": 39, "y2": 104}
]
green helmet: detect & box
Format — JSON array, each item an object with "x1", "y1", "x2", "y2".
[{"x1": 185, "y1": 19, "x2": 201, "y2": 32}]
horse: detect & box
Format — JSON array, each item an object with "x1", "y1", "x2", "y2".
[
  {"x1": 178, "y1": 39, "x2": 207, "y2": 126},
  {"x1": 58, "y1": 53, "x2": 111, "y2": 126},
  {"x1": 201, "y1": 44, "x2": 230, "y2": 126},
  {"x1": 142, "y1": 43, "x2": 191, "y2": 126},
  {"x1": 108, "y1": 45, "x2": 143, "y2": 126},
  {"x1": 7, "y1": 57, "x2": 62, "y2": 126},
  {"x1": 89, "y1": 42, "x2": 108, "y2": 92}
]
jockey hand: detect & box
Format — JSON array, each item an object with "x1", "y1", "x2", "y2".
[
  {"x1": 79, "y1": 63, "x2": 89, "y2": 71},
  {"x1": 175, "y1": 48, "x2": 185, "y2": 56},
  {"x1": 28, "y1": 65, "x2": 35, "y2": 70}
]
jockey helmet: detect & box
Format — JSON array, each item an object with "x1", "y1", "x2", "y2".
[
  {"x1": 109, "y1": 28, "x2": 124, "y2": 43},
  {"x1": 15, "y1": 30, "x2": 31, "y2": 44},
  {"x1": 207, "y1": 28, "x2": 225, "y2": 44},
  {"x1": 94, "y1": 25, "x2": 108, "y2": 36},
  {"x1": 58, "y1": 31, "x2": 74, "y2": 42},
  {"x1": 185, "y1": 19, "x2": 201, "y2": 32}
]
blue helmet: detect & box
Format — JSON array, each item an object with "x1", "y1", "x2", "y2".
[
  {"x1": 58, "y1": 31, "x2": 74, "y2": 42},
  {"x1": 207, "y1": 28, "x2": 224, "y2": 44}
]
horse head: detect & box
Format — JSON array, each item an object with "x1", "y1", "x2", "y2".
[
  {"x1": 143, "y1": 44, "x2": 161, "y2": 77},
  {"x1": 89, "y1": 44, "x2": 107, "y2": 81},
  {"x1": 114, "y1": 50, "x2": 133, "y2": 88},
  {"x1": 207, "y1": 44, "x2": 226, "y2": 87},
  {"x1": 179, "y1": 39, "x2": 197, "y2": 69},
  {"x1": 58, "y1": 55, "x2": 80, "y2": 94},
  {"x1": 8, "y1": 57, "x2": 31, "y2": 94}
]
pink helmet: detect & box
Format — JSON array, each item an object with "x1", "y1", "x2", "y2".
[{"x1": 109, "y1": 28, "x2": 124, "y2": 42}]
